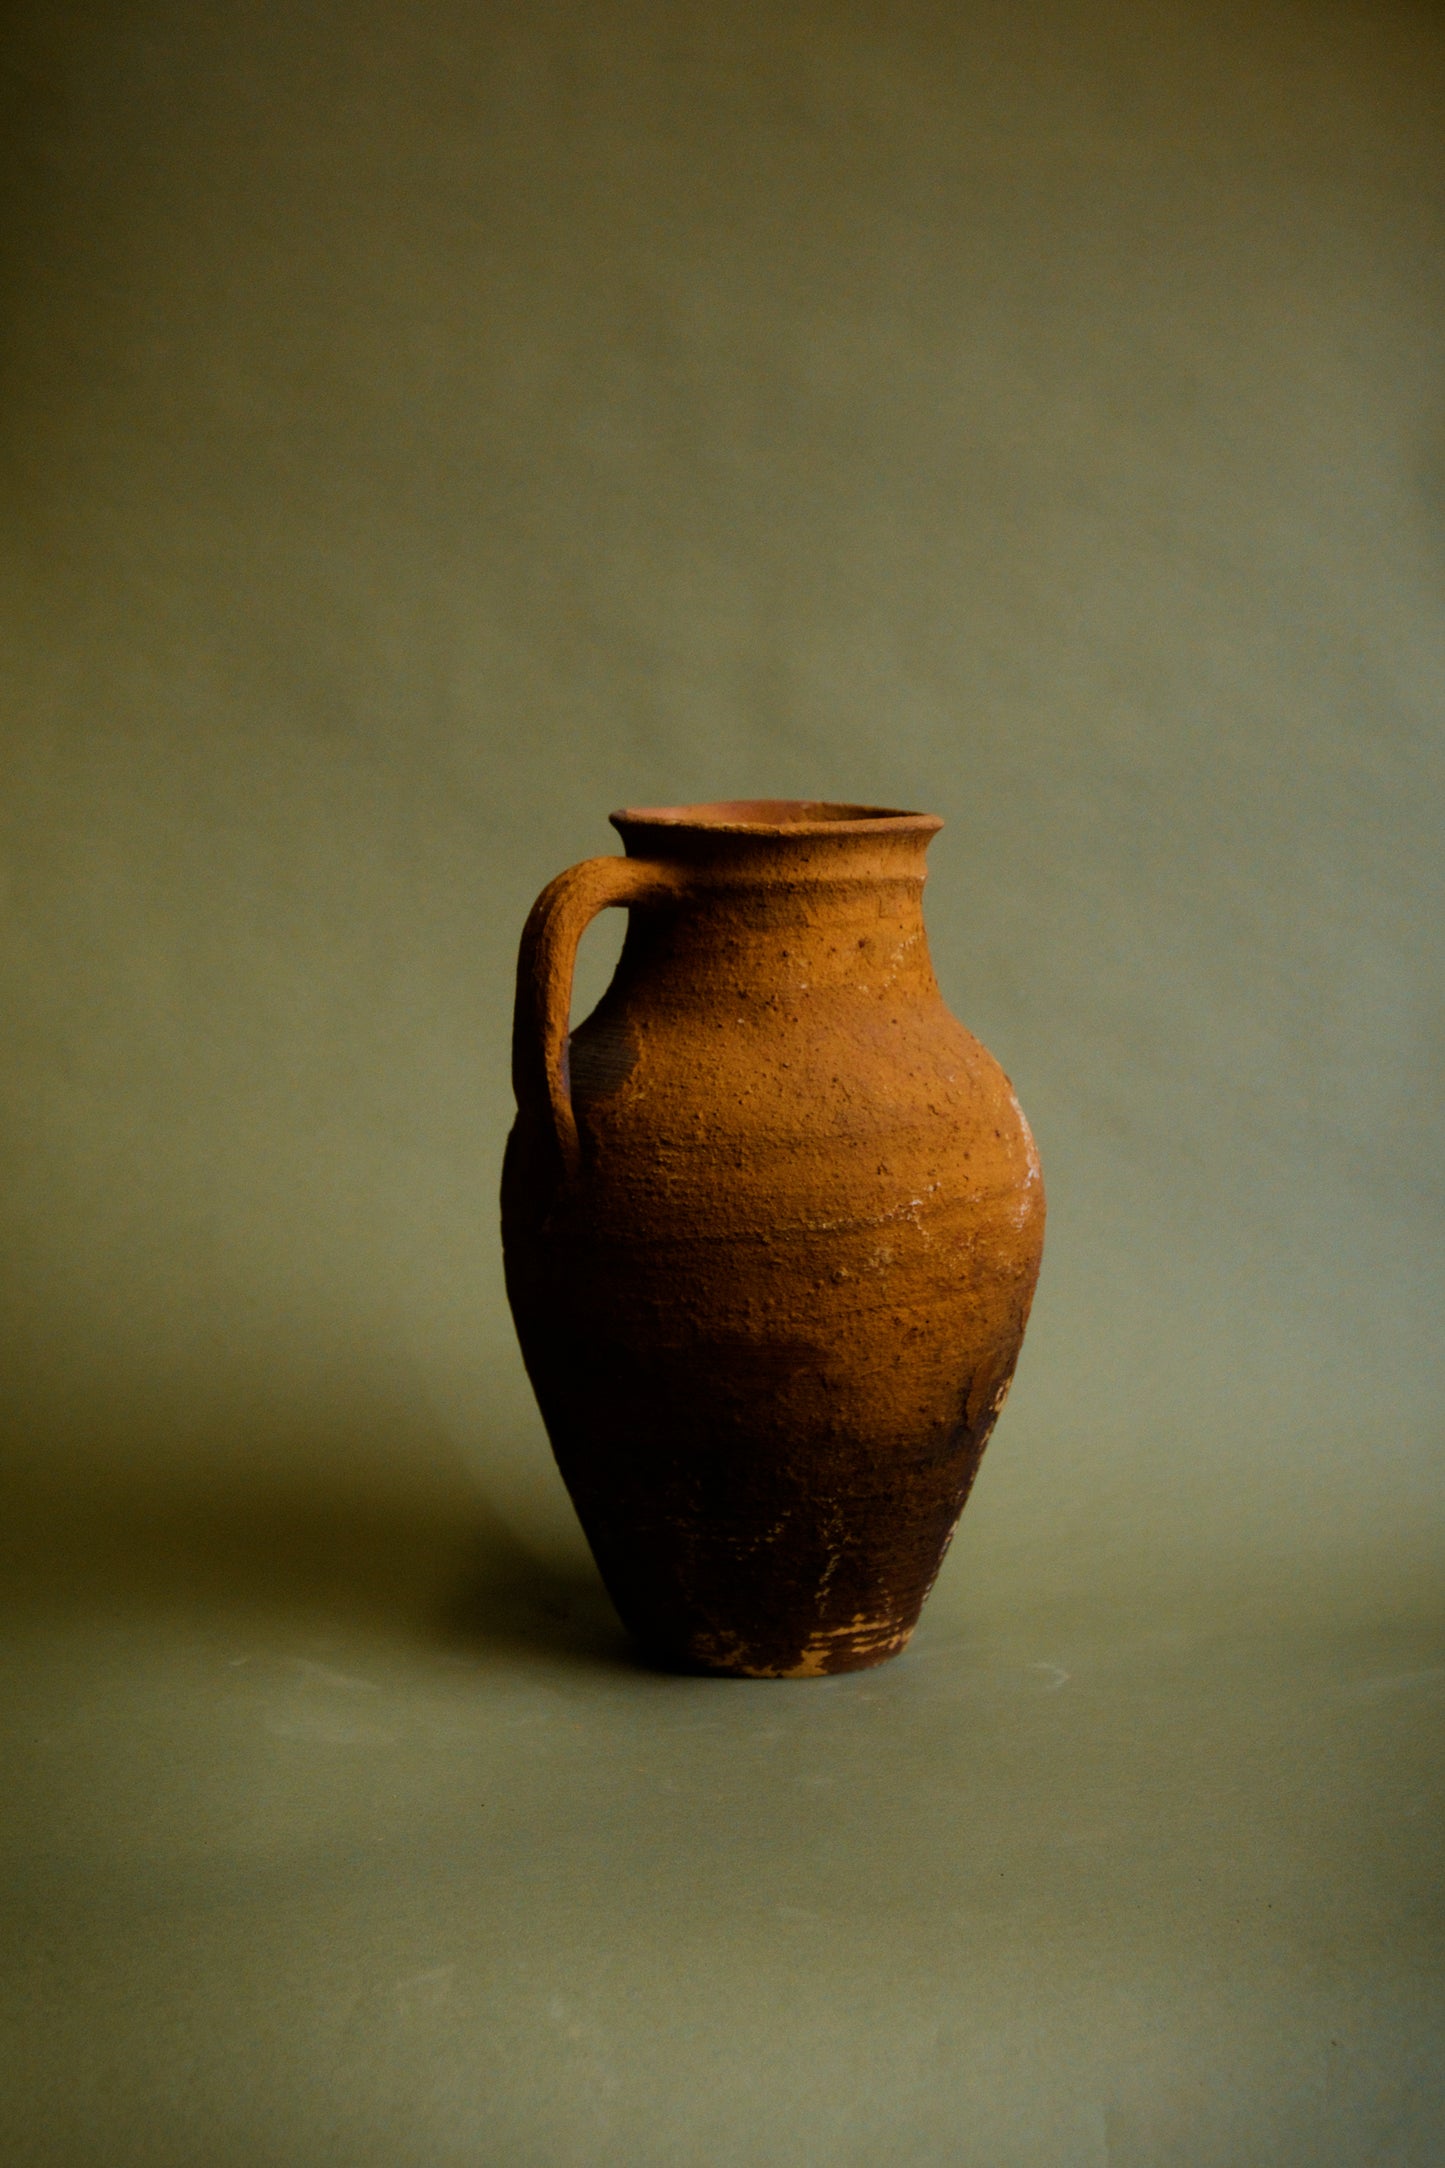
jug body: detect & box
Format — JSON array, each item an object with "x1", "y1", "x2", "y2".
[{"x1": 501, "y1": 800, "x2": 1043, "y2": 1677}]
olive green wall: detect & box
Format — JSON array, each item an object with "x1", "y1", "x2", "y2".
[{"x1": 3, "y1": 0, "x2": 1442, "y2": 1607}]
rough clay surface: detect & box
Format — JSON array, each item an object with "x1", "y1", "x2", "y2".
[{"x1": 502, "y1": 802, "x2": 1045, "y2": 1678}]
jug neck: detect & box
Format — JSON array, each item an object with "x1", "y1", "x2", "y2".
[{"x1": 607, "y1": 802, "x2": 942, "y2": 1000}]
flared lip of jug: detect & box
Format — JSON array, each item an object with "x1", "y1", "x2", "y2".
[{"x1": 610, "y1": 799, "x2": 943, "y2": 838}]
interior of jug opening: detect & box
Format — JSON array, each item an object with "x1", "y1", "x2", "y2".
[{"x1": 612, "y1": 800, "x2": 936, "y2": 832}]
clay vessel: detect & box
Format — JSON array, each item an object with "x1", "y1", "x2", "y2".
[{"x1": 502, "y1": 801, "x2": 1043, "y2": 1677}]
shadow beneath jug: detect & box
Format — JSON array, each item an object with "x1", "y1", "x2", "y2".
[{"x1": 0, "y1": 1402, "x2": 640, "y2": 1677}]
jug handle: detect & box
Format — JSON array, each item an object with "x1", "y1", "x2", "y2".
[{"x1": 512, "y1": 855, "x2": 682, "y2": 1181}]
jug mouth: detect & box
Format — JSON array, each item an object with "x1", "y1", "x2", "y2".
[{"x1": 611, "y1": 799, "x2": 943, "y2": 837}]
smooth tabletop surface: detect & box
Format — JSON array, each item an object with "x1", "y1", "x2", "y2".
[{"x1": 3, "y1": 1489, "x2": 1440, "y2": 2167}]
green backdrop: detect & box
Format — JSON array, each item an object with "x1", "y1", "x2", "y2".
[{"x1": 2, "y1": 2, "x2": 1441, "y2": 2161}]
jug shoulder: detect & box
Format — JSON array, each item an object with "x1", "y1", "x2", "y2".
[{"x1": 568, "y1": 985, "x2": 1028, "y2": 1157}]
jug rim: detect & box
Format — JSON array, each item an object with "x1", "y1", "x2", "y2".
[{"x1": 611, "y1": 799, "x2": 943, "y2": 837}]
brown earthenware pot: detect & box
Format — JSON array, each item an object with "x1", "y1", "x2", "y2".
[{"x1": 501, "y1": 800, "x2": 1044, "y2": 1677}]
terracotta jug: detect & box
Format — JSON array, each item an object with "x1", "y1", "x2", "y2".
[{"x1": 502, "y1": 801, "x2": 1044, "y2": 1676}]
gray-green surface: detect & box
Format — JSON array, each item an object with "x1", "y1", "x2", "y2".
[
  {"x1": 3, "y1": 1503, "x2": 1442, "y2": 2165},
  {"x1": 1, "y1": 0, "x2": 1441, "y2": 2158}
]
